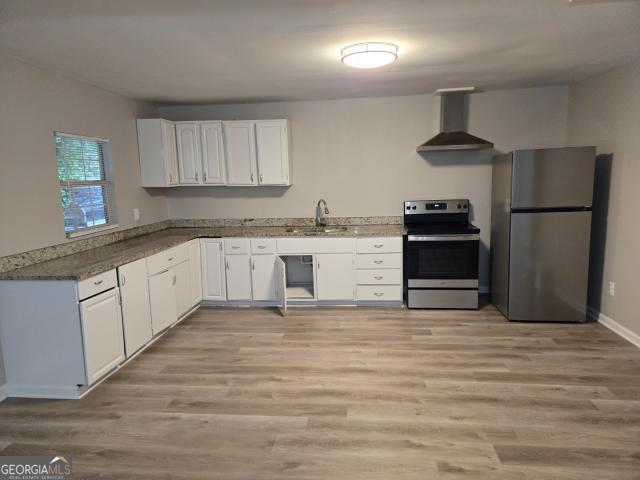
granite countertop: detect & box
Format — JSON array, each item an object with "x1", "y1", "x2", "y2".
[{"x1": 0, "y1": 225, "x2": 405, "y2": 281}]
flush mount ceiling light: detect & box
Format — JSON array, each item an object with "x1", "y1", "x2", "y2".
[{"x1": 341, "y1": 42, "x2": 398, "y2": 69}]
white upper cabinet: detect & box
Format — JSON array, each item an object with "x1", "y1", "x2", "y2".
[
  {"x1": 256, "y1": 119, "x2": 290, "y2": 186},
  {"x1": 200, "y1": 122, "x2": 226, "y2": 184},
  {"x1": 137, "y1": 119, "x2": 179, "y2": 187},
  {"x1": 137, "y1": 118, "x2": 290, "y2": 188},
  {"x1": 176, "y1": 123, "x2": 202, "y2": 184},
  {"x1": 223, "y1": 121, "x2": 258, "y2": 186}
]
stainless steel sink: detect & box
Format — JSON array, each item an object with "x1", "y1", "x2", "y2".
[{"x1": 285, "y1": 226, "x2": 350, "y2": 234}]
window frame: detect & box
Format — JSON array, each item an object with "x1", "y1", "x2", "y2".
[{"x1": 54, "y1": 131, "x2": 119, "y2": 238}]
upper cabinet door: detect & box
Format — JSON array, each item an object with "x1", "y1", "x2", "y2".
[
  {"x1": 256, "y1": 120, "x2": 290, "y2": 186},
  {"x1": 137, "y1": 119, "x2": 179, "y2": 187},
  {"x1": 162, "y1": 120, "x2": 179, "y2": 186},
  {"x1": 176, "y1": 123, "x2": 202, "y2": 185},
  {"x1": 200, "y1": 122, "x2": 227, "y2": 185},
  {"x1": 223, "y1": 121, "x2": 258, "y2": 186}
]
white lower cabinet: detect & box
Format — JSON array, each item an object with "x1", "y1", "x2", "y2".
[
  {"x1": 316, "y1": 254, "x2": 355, "y2": 301},
  {"x1": 226, "y1": 254, "x2": 253, "y2": 300},
  {"x1": 80, "y1": 288, "x2": 125, "y2": 384},
  {"x1": 251, "y1": 255, "x2": 278, "y2": 301},
  {"x1": 148, "y1": 268, "x2": 178, "y2": 334},
  {"x1": 189, "y1": 239, "x2": 203, "y2": 305},
  {"x1": 118, "y1": 258, "x2": 153, "y2": 357},
  {"x1": 174, "y1": 260, "x2": 192, "y2": 317},
  {"x1": 201, "y1": 239, "x2": 226, "y2": 301}
]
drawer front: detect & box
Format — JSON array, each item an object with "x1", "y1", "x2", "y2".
[
  {"x1": 356, "y1": 253, "x2": 402, "y2": 269},
  {"x1": 77, "y1": 269, "x2": 117, "y2": 300},
  {"x1": 357, "y1": 269, "x2": 402, "y2": 285},
  {"x1": 357, "y1": 237, "x2": 402, "y2": 254},
  {"x1": 357, "y1": 285, "x2": 402, "y2": 302},
  {"x1": 147, "y1": 243, "x2": 189, "y2": 275},
  {"x1": 251, "y1": 238, "x2": 276, "y2": 255},
  {"x1": 224, "y1": 238, "x2": 250, "y2": 255},
  {"x1": 276, "y1": 237, "x2": 355, "y2": 254}
]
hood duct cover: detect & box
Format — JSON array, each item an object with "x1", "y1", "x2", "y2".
[{"x1": 417, "y1": 88, "x2": 494, "y2": 152}]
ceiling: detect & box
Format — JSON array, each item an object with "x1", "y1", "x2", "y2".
[{"x1": 1, "y1": 0, "x2": 639, "y2": 104}]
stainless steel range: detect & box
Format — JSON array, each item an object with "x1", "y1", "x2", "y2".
[{"x1": 404, "y1": 199, "x2": 480, "y2": 309}]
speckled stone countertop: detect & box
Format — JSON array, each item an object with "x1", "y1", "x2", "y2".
[{"x1": 0, "y1": 225, "x2": 406, "y2": 281}]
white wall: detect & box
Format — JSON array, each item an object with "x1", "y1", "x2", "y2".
[
  {"x1": 567, "y1": 60, "x2": 640, "y2": 339},
  {"x1": 0, "y1": 56, "x2": 169, "y2": 258},
  {"x1": 159, "y1": 86, "x2": 569, "y2": 289}
]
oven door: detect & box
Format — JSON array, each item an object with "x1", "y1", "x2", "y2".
[{"x1": 406, "y1": 235, "x2": 479, "y2": 286}]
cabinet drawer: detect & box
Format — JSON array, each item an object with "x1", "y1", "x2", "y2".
[
  {"x1": 146, "y1": 243, "x2": 189, "y2": 276},
  {"x1": 356, "y1": 253, "x2": 402, "y2": 269},
  {"x1": 357, "y1": 237, "x2": 402, "y2": 254},
  {"x1": 77, "y1": 269, "x2": 117, "y2": 300},
  {"x1": 224, "y1": 238, "x2": 250, "y2": 254},
  {"x1": 357, "y1": 269, "x2": 402, "y2": 285},
  {"x1": 357, "y1": 285, "x2": 402, "y2": 302},
  {"x1": 251, "y1": 238, "x2": 276, "y2": 254}
]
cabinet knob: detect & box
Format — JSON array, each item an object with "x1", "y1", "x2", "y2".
[
  {"x1": 121, "y1": 274, "x2": 126, "y2": 286},
  {"x1": 374, "y1": 276, "x2": 383, "y2": 280},
  {"x1": 374, "y1": 244, "x2": 383, "y2": 248},
  {"x1": 374, "y1": 260, "x2": 383, "y2": 265},
  {"x1": 93, "y1": 280, "x2": 103, "y2": 285},
  {"x1": 259, "y1": 173, "x2": 263, "y2": 183},
  {"x1": 374, "y1": 292, "x2": 384, "y2": 297},
  {"x1": 203, "y1": 172, "x2": 207, "y2": 182},
  {"x1": 250, "y1": 173, "x2": 254, "y2": 182},
  {"x1": 195, "y1": 172, "x2": 199, "y2": 182}
]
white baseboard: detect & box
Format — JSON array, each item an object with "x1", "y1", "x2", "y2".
[{"x1": 588, "y1": 307, "x2": 640, "y2": 349}]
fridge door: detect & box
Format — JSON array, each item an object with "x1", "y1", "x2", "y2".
[
  {"x1": 508, "y1": 211, "x2": 591, "y2": 322},
  {"x1": 511, "y1": 147, "x2": 595, "y2": 209}
]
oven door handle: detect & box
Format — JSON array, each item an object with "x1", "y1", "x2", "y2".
[{"x1": 407, "y1": 234, "x2": 480, "y2": 241}]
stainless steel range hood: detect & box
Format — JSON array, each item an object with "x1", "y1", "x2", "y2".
[{"x1": 417, "y1": 87, "x2": 494, "y2": 152}]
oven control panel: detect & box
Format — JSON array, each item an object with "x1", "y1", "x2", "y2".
[{"x1": 404, "y1": 199, "x2": 469, "y2": 214}]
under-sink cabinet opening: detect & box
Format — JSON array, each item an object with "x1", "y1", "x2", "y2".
[{"x1": 280, "y1": 255, "x2": 315, "y2": 300}]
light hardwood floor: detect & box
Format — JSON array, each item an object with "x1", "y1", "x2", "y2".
[{"x1": 1, "y1": 304, "x2": 639, "y2": 479}]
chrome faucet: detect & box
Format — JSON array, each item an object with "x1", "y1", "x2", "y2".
[{"x1": 315, "y1": 199, "x2": 329, "y2": 226}]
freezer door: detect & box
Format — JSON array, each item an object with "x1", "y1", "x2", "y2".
[
  {"x1": 511, "y1": 147, "x2": 595, "y2": 209},
  {"x1": 508, "y1": 211, "x2": 591, "y2": 322}
]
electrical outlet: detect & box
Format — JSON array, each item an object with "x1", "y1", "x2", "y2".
[
  {"x1": 133, "y1": 208, "x2": 140, "y2": 221},
  {"x1": 608, "y1": 281, "x2": 615, "y2": 297}
]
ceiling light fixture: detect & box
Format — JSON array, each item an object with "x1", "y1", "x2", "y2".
[{"x1": 341, "y1": 42, "x2": 398, "y2": 69}]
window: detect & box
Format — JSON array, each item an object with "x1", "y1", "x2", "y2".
[{"x1": 55, "y1": 132, "x2": 118, "y2": 236}]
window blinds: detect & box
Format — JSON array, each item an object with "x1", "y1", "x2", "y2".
[{"x1": 55, "y1": 132, "x2": 117, "y2": 235}]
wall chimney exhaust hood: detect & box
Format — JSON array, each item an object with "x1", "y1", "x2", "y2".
[{"x1": 417, "y1": 87, "x2": 494, "y2": 152}]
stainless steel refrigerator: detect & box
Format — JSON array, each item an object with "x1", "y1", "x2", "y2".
[{"x1": 491, "y1": 147, "x2": 595, "y2": 322}]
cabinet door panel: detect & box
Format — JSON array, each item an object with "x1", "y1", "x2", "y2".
[
  {"x1": 189, "y1": 239, "x2": 203, "y2": 306},
  {"x1": 256, "y1": 120, "x2": 289, "y2": 185},
  {"x1": 148, "y1": 269, "x2": 177, "y2": 334},
  {"x1": 80, "y1": 288, "x2": 125, "y2": 384},
  {"x1": 316, "y1": 254, "x2": 355, "y2": 301},
  {"x1": 223, "y1": 121, "x2": 257, "y2": 185},
  {"x1": 118, "y1": 259, "x2": 153, "y2": 357},
  {"x1": 201, "y1": 239, "x2": 226, "y2": 301},
  {"x1": 162, "y1": 120, "x2": 179, "y2": 185},
  {"x1": 201, "y1": 122, "x2": 226, "y2": 184},
  {"x1": 226, "y1": 254, "x2": 253, "y2": 300},
  {"x1": 174, "y1": 260, "x2": 192, "y2": 318},
  {"x1": 176, "y1": 123, "x2": 202, "y2": 184},
  {"x1": 251, "y1": 255, "x2": 277, "y2": 301}
]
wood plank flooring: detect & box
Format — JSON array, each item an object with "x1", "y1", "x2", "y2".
[{"x1": 1, "y1": 304, "x2": 639, "y2": 479}]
